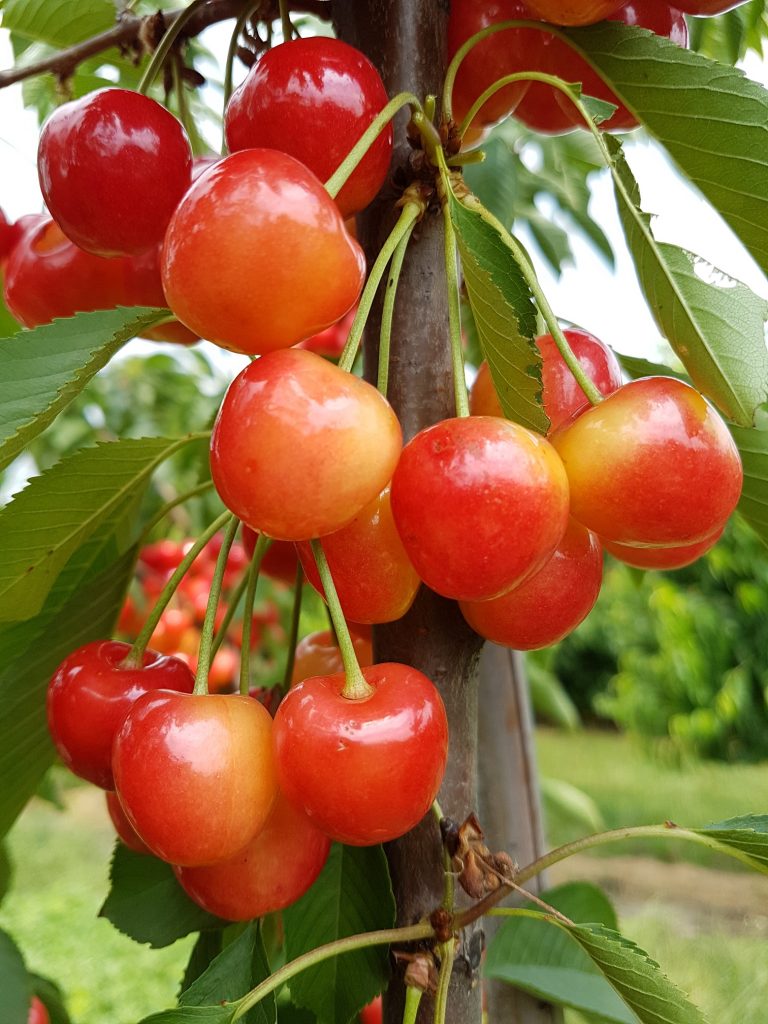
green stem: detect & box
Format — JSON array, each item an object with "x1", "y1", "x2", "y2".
[
  {"x1": 403, "y1": 985, "x2": 423, "y2": 1024},
  {"x1": 223, "y1": 2, "x2": 260, "y2": 113},
  {"x1": 137, "y1": 0, "x2": 209, "y2": 95},
  {"x1": 238, "y1": 534, "x2": 271, "y2": 695},
  {"x1": 278, "y1": 0, "x2": 293, "y2": 41},
  {"x1": 324, "y1": 92, "x2": 423, "y2": 201},
  {"x1": 139, "y1": 480, "x2": 216, "y2": 544},
  {"x1": 446, "y1": 151, "x2": 486, "y2": 167},
  {"x1": 193, "y1": 515, "x2": 239, "y2": 696},
  {"x1": 338, "y1": 201, "x2": 423, "y2": 374},
  {"x1": 231, "y1": 923, "x2": 434, "y2": 1020},
  {"x1": 209, "y1": 566, "x2": 250, "y2": 661},
  {"x1": 281, "y1": 563, "x2": 304, "y2": 691},
  {"x1": 377, "y1": 218, "x2": 416, "y2": 397},
  {"x1": 122, "y1": 510, "x2": 232, "y2": 668},
  {"x1": 310, "y1": 539, "x2": 371, "y2": 700},
  {"x1": 172, "y1": 53, "x2": 194, "y2": 141},
  {"x1": 438, "y1": 171, "x2": 469, "y2": 418},
  {"x1": 433, "y1": 941, "x2": 456, "y2": 1024}
]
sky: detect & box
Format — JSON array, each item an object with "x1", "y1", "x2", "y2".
[{"x1": 1, "y1": 24, "x2": 766, "y2": 368}]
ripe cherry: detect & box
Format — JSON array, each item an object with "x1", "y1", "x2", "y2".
[
  {"x1": 524, "y1": 0, "x2": 624, "y2": 24},
  {"x1": 296, "y1": 487, "x2": 420, "y2": 624},
  {"x1": 47, "y1": 640, "x2": 195, "y2": 790},
  {"x1": 291, "y1": 629, "x2": 374, "y2": 686},
  {"x1": 242, "y1": 527, "x2": 300, "y2": 586},
  {"x1": 38, "y1": 89, "x2": 191, "y2": 257},
  {"x1": 113, "y1": 691, "x2": 277, "y2": 866},
  {"x1": 551, "y1": 377, "x2": 743, "y2": 546},
  {"x1": 602, "y1": 528, "x2": 724, "y2": 570},
  {"x1": 274, "y1": 663, "x2": 448, "y2": 845},
  {"x1": 360, "y1": 997, "x2": 383, "y2": 1024},
  {"x1": 175, "y1": 791, "x2": 331, "y2": 920},
  {"x1": 391, "y1": 416, "x2": 569, "y2": 602},
  {"x1": 210, "y1": 348, "x2": 402, "y2": 541},
  {"x1": 460, "y1": 520, "x2": 602, "y2": 649},
  {"x1": 28, "y1": 997, "x2": 50, "y2": 1024},
  {"x1": 106, "y1": 791, "x2": 151, "y2": 854},
  {"x1": 162, "y1": 149, "x2": 365, "y2": 355},
  {"x1": 298, "y1": 307, "x2": 357, "y2": 359},
  {"x1": 123, "y1": 245, "x2": 198, "y2": 345},
  {"x1": 225, "y1": 38, "x2": 392, "y2": 218}
]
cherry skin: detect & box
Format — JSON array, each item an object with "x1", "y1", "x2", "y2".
[
  {"x1": 113, "y1": 691, "x2": 277, "y2": 866},
  {"x1": 298, "y1": 307, "x2": 357, "y2": 359},
  {"x1": 242, "y1": 527, "x2": 300, "y2": 586},
  {"x1": 296, "y1": 487, "x2": 420, "y2": 625},
  {"x1": 175, "y1": 790, "x2": 331, "y2": 920},
  {"x1": 602, "y1": 528, "x2": 724, "y2": 570},
  {"x1": 673, "y1": 0, "x2": 744, "y2": 12},
  {"x1": 0, "y1": 206, "x2": 19, "y2": 262},
  {"x1": 391, "y1": 416, "x2": 570, "y2": 602},
  {"x1": 274, "y1": 663, "x2": 448, "y2": 845},
  {"x1": 106, "y1": 791, "x2": 151, "y2": 854},
  {"x1": 550, "y1": 377, "x2": 743, "y2": 546},
  {"x1": 47, "y1": 640, "x2": 195, "y2": 790},
  {"x1": 210, "y1": 348, "x2": 402, "y2": 541},
  {"x1": 524, "y1": 0, "x2": 624, "y2": 24},
  {"x1": 123, "y1": 245, "x2": 199, "y2": 345},
  {"x1": 28, "y1": 997, "x2": 50, "y2": 1024},
  {"x1": 225, "y1": 38, "x2": 392, "y2": 219},
  {"x1": 38, "y1": 88, "x2": 192, "y2": 257},
  {"x1": 470, "y1": 329, "x2": 622, "y2": 431},
  {"x1": 460, "y1": 520, "x2": 602, "y2": 649},
  {"x1": 291, "y1": 629, "x2": 374, "y2": 687},
  {"x1": 360, "y1": 997, "x2": 383, "y2": 1024},
  {"x1": 162, "y1": 149, "x2": 365, "y2": 355}
]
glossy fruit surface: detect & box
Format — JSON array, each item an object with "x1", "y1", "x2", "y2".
[
  {"x1": 391, "y1": 416, "x2": 569, "y2": 601},
  {"x1": 47, "y1": 640, "x2": 195, "y2": 789},
  {"x1": 113, "y1": 692, "x2": 277, "y2": 866},
  {"x1": 524, "y1": 0, "x2": 624, "y2": 24},
  {"x1": 274, "y1": 663, "x2": 448, "y2": 845},
  {"x1": 106, "y1": 791, "x2": 151, "y2": 854},
  {"x1": 124, "y1": 245, "x2": 198, "y2": 345},
  {"x1": 673, "y1": 0, "x2": 743, "y2": 11},
  {"x1": 28, "y1": 997, "x2": 50, "y2": 1024},
  {"x1": 225, "y1": 38, "x2": 392, "y2": 218},
  {"x1": 162, "y1": 149, "x2": 365, "y2": 355},
  {"x1": 551, "y1": 377, "x2": 743, "y2": 545},
  {"x1": 460, "y1": 520, "x2": 602, "y2": 649},
  {"x1": 38, "y1": 88, "x2": 192, "y2": 257},
  {"x1": 291, "y1": 629, "x2": 373, "y2": 686},
  {"x1": 602, "y1": 528, "x2": 724, "y2": 570},
  {"x1": 296, "y1": 488, "x2": 420, "y2": 624},
  {"x1": 175, "y1": 791, "x2": 331, "y2": 920},
  {"x1": 210, "y1": 348, "x2": 402, "y2": 540}
]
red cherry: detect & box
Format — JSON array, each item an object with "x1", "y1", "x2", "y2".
[
  {"x1": 524, "y1": 0, "x2": 624, "y2": 24},
  {"x1": 38, "y1": 88, "x2": 192, "y2": 257},
  {"x1": 28, "y1": 997, "x2": 50, "y2": 1024},
  {"x1": 242, "y1": 527, "x2": 300, "y2": 586},
  {"x1": 0, "y1": 207, "x2": 18, "y2": 262},
  {"x1": 210, "y1": 348, "x2": 402, "y2": 541},
  {"x1": 150, "y1": 607, "x2": 194, "y2": 654},
  {"x1": 162, "y1": 149, "x2": 365, "y2": 355},
  {"x1": 123, "y1": 245, "x2": 199, "y2": 345},
  {"x1": 113, "y1": 691, "x2": 277, "y2": 866},
  {"x1": 175, "y1": 790, "x2": 331, "y2": 920},
  {"x1": 116, "y1": 595, "x2": 146, "y2": 638},
  {"x1": 207, "y1": 646, "x2": 240, "y2": 694},
  {"x1": 139, "y1": 540, "x2": 186, "y2": 575},
  {"x1": 602, "y1": 528, "x2": 724, "y2": 570},
  {"x1": 296, "y1": 487, "x2": 420, "y2": 624},
  {"x1": 360, "y1": 996, "x2": 383, "y2": 1024},
  {"x1": 225, "y1": 38, "x2": 392, "y2": 218},
  {"x1": 106, "y1": 791, "x2": 151, "y2": 854},
  {"x1": 291, "y1": 629, "x2": 374, "y2": 687},
  {"x1": 391, "y1": 416, "x2": 570, "y2": 602},
  {"x1": 460, "y1": 520, "x2": 602, "y2": 649},
  {"x1": 551, "y1": 377, "x2": 743, "y2": 546},
  {"x1": 298, "y1": 307, "x2": 357, "y2": 359},
  {"x1": 47, "y1": 640, "x2": 195, "y2": 790},
  {"x1": 274, "y1": 663, "x2": 448, "y2": 845},
  {"x1": 514, "y1": 76, "x2": 581, "y2": 135}
]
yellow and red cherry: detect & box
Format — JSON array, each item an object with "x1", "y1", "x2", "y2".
[
  {"x1": 291, "y1": 629, "x2": 374, "y2": 687},
  {"x1": 602, "y1": 528, "x2": 724, "y2": 570},
  {"x1": 524, "y1": 0, "x2": 624, "y2": 24},
  {"x1": 242, "y1": 527, "x2": 300, "y2": 586}
]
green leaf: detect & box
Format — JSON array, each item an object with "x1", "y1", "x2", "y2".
[
  {"x1": 693, "y1": 814, "x2": 768, "y2": 872},
  {"x1": 486, "y1": 883, "x2": 634, "y2": 1023},
  {"x1": 99, "y1": 844, "x2": 225, "y2": 949},
  {"x1": 2, "y1": 0, "x2": 115, "y2": 47},
  {"x1": 0, "y1": 307, "x2": 168, "y2": 473},
  {"x1": 0, "y1": 842, "x2": 12, "y2": 905},
  {"x1": 0, "y1": 927, "x2": 31, "y2": 1024},
  {"x1": 616, "y1": 352, "x2": 684, "y2": 382},
  {"x1": 138, "y1": 1008, "x2": 235, "y2": 1024},
  {"x1": 0, "y1": 282, "x2": 20, "y2": 339},
  {"x1": 565, "y1": 21, "x2": 768, "y2": 274},
  {"x1": 181, "y1": 932, "x2": 225, "y2": 994},
  {"x1": 181, "y1": 922, "x2": 275, "y2": 1024},
  {"x1": 283, "y1": 844, "x2": 395, "y2": 1024},
  {"x1": 607, "y1": 137, "x2": 768, "y2": 426},
  {"x1": 449, "y1": 191, "x2": 547, "y2": 433},
  {"x1": 729, "y1": 423, "x2": 768, "y2": 546},
  {"x1": 0, "y1": 434, "x2": 203, "y2": 622}
]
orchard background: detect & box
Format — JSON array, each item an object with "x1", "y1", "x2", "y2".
[{"x1": 1, "y1": 2, "x2": 768, "y2": 1024}]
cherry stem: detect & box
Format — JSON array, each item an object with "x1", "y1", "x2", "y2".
[
  {"x1": 237, "y1": 533, "x2": 271, "y2": 695},
  {"x1": 137, "y1": 0, "x2": 210, "y2": 95},
  {"x1": 402, "y1": 985, "x2": 423, "y2": 1024},
  {"x1": 433, "y1": 940, "x2": 456, "y2": 1024},
  {"x1": 324, "y1": 91, "x2": 423, "y2": 202},
  {"x1": 446, "y1": 151, "x2": 486, "y2": 168},
  {"x1": 309, "y1": 539, "x2": 372, "y2": 700},
  {"x1": 209, "y1": 564, "x2": 250, "y2": 661},
  {"x1": 193, "y1": 514, "x2": 239, "y2": 696},
  {"x1": 377, "y1": 217, "x2": 416, "y2": 397},
  {"x1": 433, "y1": 800, "x2": 455, "y2": 912},
  {"x1": 338, "y1": 201, "x2": 423, "y2": 374},
  {"x1": 223, "y1": 1, "x2": 260, "y2": 118},
  {"x1": 278, "y1": 0, "x2": 293, "y2": 41},
  {"x1": 439, "y1": 172, "x2": 470, "y2": 419},
  {"x1": 121, "y1": 509, "x2": 232, "y2": 669},
  {"x1": 281, "y1": 563, "x2": 304, "y2": 692},
  {"x1": 171, "y1": 52, "x2": 196, "y2": 145},
  {"x1": 230, "y1": 922, "x2": 434, "y2": 1021},
  {"x1": 138, "y1": 480, "x2": 216, "y2": 545}
]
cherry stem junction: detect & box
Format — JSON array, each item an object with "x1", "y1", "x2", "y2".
[
  {"x1": 193, "y1": 514, "x2": 239, "y2": 696},
  {"x1": 238, "y1": 533, "x2": 271, "y2": 695}
]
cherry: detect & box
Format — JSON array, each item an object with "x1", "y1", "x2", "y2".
[
  {"x1": 274, "y1": 663, "x2": 448, "y2": 845},
  {"x1": 47, "y1": 640, "x2": 195, "y2": 790},
  {"x1": 38, "y1": 88, "x2": 192, "y2": 257},
  {"x1": 360, "y1": 997, "x2": 383, "y2": 1024},
  {"x1": 225, "y1": 38, "x2": 392, "y2": 218},
  {"x1": 175, "y1": 790, "x2": 331, "y2": 920},
  {"x1": 139, "y1": 540, "x2": 186, "y2": 575},
  {"x1": 296, "y1": 487, "x2": 420, "y2": 625},
  {"x1": 524, "y1": 0, "x2": 624, "y2": 24},
  {"x1": 673, "y1": 0, "x2": 744, "y2": 12},
  {"x1": 162, "y1": 149, "x2": 365, "y2": 355},
  {"x1": 150, "y1": 607, "x2": 195, "y2": 655},
  {"x1": 460, "y1": 520, "x2": 602, "y2": 649},
  {"x1": 291, "y1": 629, "x2": 374, "y2": 686},
  {"x1": 470, "y1": 329, "x2": 622, "y2": 430},
  {"x1": 0, "y1": 206, "x2": 19, "y2": 262},
  {"x1": 602, "y1": 528, "x2": 724, "y2": 570},
  {"x1": 106, "y1": 791, "x2": 151, "y2": 854},
  {"x1": 123, "y1": 245, "x2": 199, "y2": 345},
  {"x1": 210, "y1": 348, "x2": 402, "y2": 541},
  {"x1": 242, "y1": 528, "x2": 300, "y2": 586},
  {"x1": 391, "y1": 416, "x2": 569, "y2": 602},
  {"x1": 113, "y1": 691, "x2": 277, "y2": 866},
  {"x1": 28, "y1": 997, "x2": 50, "y2": 1024},
  {"x1": 550, "y1": 377, "x2": 743, "y2": 546},
  {"x1": 514, "y1": 78, "x2": 582, "y2": 135},
  {"x1": 298, "y1": 307, "x2": 357, "y2": 359}
]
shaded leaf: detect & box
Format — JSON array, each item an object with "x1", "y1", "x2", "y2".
[
  {"x1": 729, "y1": 423, "x2": 768, "y2": 547},
  {"x1": 181, "y1": 922, "x2": 275, "y2": 1024},
  {"x1": 2, "y1": 0, "x2": 115, "y2": 47},
  {"x1": 29, "y1": 974, "x2": 72, "y2": 1024},
  {"x1": 693, "y1": 814, "x2": 768, "y2": 872},
  {"x1": 616, "y1": 352, "x2": 684, "y2": 382},
  {"x1": 138, "y1": 1008, "x2": 234, "y2": 1024},
  {"x1": 181, "y1": 932, "x2": 226, "y2": 995},
  {"x1": 0, "y1": 927, "x2": 30, "y2": 1024}
]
